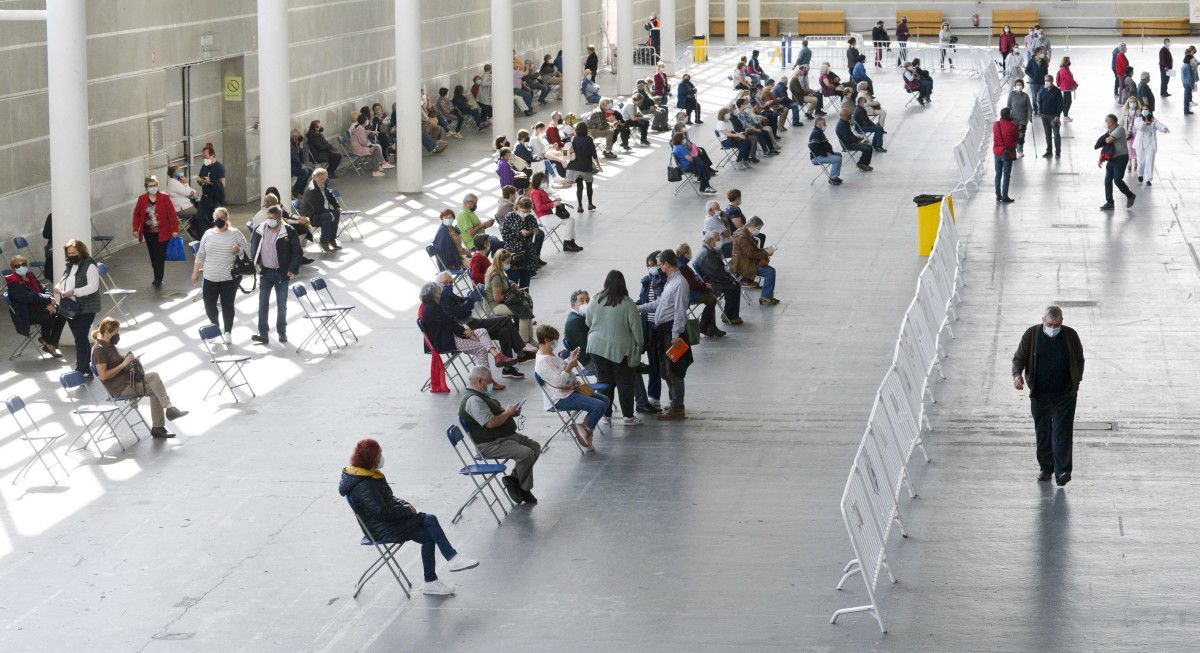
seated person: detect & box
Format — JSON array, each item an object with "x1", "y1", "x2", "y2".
[
  {"x1": 350, "y1": 114, "x2": 393, "y2": 177},
  {"x1": 457, "y1": 193, "x2": 504, "y2": 254},
  {"x1": 339, "y1": 438, "x2": 479, "y2": 596},
  {"x1": 733, "y1": 97, "x2": 778, "y2": 156},
  {"x1": 835, "y1": 107, "x2": 874, "y2": 171},
  {"x1": 529, "y1": 171, "x2": 582, "y2": 252},
  {"x1": 852, "y1": 96, "x2": 887, "y2": 152},
  {"x1": 4, "y1": 256, "x2": 66, "y2": 356},
  {"x1": 300, "y1": 167, "x2": 342, "y2": 251},
  {"x1": 769, "y1": 77, "x2": 803, "y2": 127},
  {"x1": 905, "y1": 59, "x2": 933, "y2": 104},
  {"x1": 808, "y1": 116, "x2": 845, "y2": 185},
  {"x1": 469, "y1": 234, "x2": 491, "y2": 284},
  {"x1": 717, "y1": 107, "x2": 755, "y2": 166},
  {"x1": 702, "y1": 200, "x2": 733, "y2": 256},
  {"x1": 671, "y1": 115, "x2": 716, "y2": 175},
  {"x1": 789, "y1": 66, "x2": 822, "y2": 118},
  {"x1": 693, "y1": 230, "x2": 743, "y2": 325},
  {"x1": 90, "y1": 317, "x2": 188, "y2": 438},
  {"x1": 513, "y1": 130, "x2": 536, "y2": 166},
  {"x1": 675, "y1": 243, "x2": 722, "y2": 338},
  {"x1": 539, "y1": 54, "x2": 563, "y2": 95},
  {"x1": 819, "y1": 63, "x2": 847, "y2": 108},
  {"x1": 856, "y1": 81, "x2": 888, "y2": 128},
  {"x1": 522, "y1": 59, "x2": 552, "y2": 104},
  {"x1": 530, "y1": 122, "x2": 569, "y2": 184},
  {"x1": 304, "y1": 119, "x2": 342, "y2": 177},
  {"x1": 435, "y1": 87, "x2": 464, "y2": 135},
  {"x1": 730, "y1": 217, "x2": 779, "y2": 306},
  {"x1": 483, "y1": 249, "x2": 535, "y2": 345},
  {"x1": 459, "y1": 365, "x2": 542, "y2": 504},
  {"x1": 599, "y1": 98, "x2": 633, "y2": 153},
  {"x1": 619, "y1": 95, "x2": 651, "y2": 146},
  {"x1": 671, "y1": 132, "x2": 717, "y2": 194},
  {"x1": 634, "y1": 81, "x2": 669, "y2": 132},
  {"x1": 451, "y1": 85, "x2": 487, "y2": 130},
  {"x1": 851, "y1": 54, "x2": 874, "y2": 95},
  {"x1": 732, "y1": 62, "x2": 753, "y2": 90},
  {"x1": 496, "y1": 147, "x2": 529, "y2": 192},
  {"x1": 418, "y1": 282, "x2": 516, "y2": 388},
  {"x1": 581, "y1": 71, "x2": 601, "y2": 104},
  {"x1": 563, "y1": 289, "x2": 595, "y2": 374},
  {"x1": 433, "y1": 208, "x2": 470, "y2": 271},
  {"x1": 534, "y1": 324, "x2": 610, "y2": 452},
  {"x1": 436, "y1": 271, "x2": 534, "y2": 378}
]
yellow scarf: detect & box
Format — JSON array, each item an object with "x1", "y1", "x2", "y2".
[{"x1": 343, "y1": 466, "x2": 384, "y2": 479}]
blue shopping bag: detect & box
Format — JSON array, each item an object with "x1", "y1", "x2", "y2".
[{"x1": 164, "y1": 236, "x2": 187, "y2": 261}]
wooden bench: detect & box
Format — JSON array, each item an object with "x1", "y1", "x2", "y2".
[
  {"x1": 1119, "y1": 18, "x2": 1190, "y2": 36},
  {"x1": 992, "y1": 10, "x2": 1039, "y2": 36},
  {"x1": 709, "y1": 19, "x2": 780, "y2": 37},
  {"x1": 896, "y1": 11, "x2": 943, "y2": 39},
  {"x1": 796, "y1": 10, "x2": 846, "y2": 36}
]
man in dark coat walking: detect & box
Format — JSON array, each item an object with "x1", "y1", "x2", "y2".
[{"x1": 1012, "y1": 306, "x2": 1085, "y2": 486}]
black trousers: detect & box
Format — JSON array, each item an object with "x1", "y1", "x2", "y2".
[
  {"x1": 1040, "y1": 115, "x2": 1061, "y2": 155},
  {"x1": 1031, "y1": 391, "x2": 1076, "y2": 475},
  {"x1": 28, "y1": 309, "x2": 67, "y2": 346},
  {"x1": 202, "y1": 279, "x2": 239, "y2": 333},
  {"x1": 68, "y1": 311, "x2": 95, "y2": 374},
  {"x1": 467, "y1": 316, "x2": 524, "y2": 357},
  {"x1": 714, "y1": 282, "x2": 740, "y2": 320},
  {"x1": 143, "y1": 232, "x2": 167, "y2": 285},
  {"x1": 592, "y1": 354, "x2": 636, "y2": 418}
]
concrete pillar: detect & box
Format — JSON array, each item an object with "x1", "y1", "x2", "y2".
[
  {"x1": 749, "y1": 0, "x2": 760, "y2": 38},
  {"x1": 695, "y1": 0, "x2": 708, "y2": 40},
  {"x1": 491, "y1": 0, "x2": 515, "y2": 141},
  {"x1": 395, "y1": 0, "x2": 422, "y2": 192},
  {"x1": 45, "y1": 0, "x2": 91, "y2": 247},
  {"x1": 562, "y1": 0, "x2": 583, "y2": 116},
  {"x1": 723, "y1": 0, "x2": 737, "y2": 46},
  {"x1": 257, "y1": 0, "x2": 290, "y2": 200},
  {"x1": 660, "y1": 0, "x2": 676, "y2": 74},
  {"x1": 616, "y1": 0, "x2": 633, "y2": 92}
]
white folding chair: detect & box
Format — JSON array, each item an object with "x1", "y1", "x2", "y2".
[
  {"x1": 88, "y1": 362, "x2": 151, "y2": 442},
  {"x1": 308, "y1": 277, "x2": 358, "y2": 344},
  {"x1": 537, "y1": 214, "x2": 566, "y2": 252},
  {"x1": 446, "y1": 425, "x2": 511, "y2": 525},
  {"x1": 346, "y1": 497, "x2": 414, "y2": 599},
  {"x1": 290, "y1": 285, "x2": 346, "y2": 354},
  {"x1": 6, "y1": 395, "x2": 69, "y2": 485},
  {"x1": 335, "y1": 132, "x2": 371, "y2": 176},
  {"x1": 329, "y1": 188, "x2": 364, "y2": 241},
  {"x1": 198, "y1": 324, "x2": 256, "y2": 402},
  {"x1": 59, "y1": 371, "x2": 130, "y2": 455},
  {"x1": 711, "y1": 130, "x2": 737, "y2": 169},
  {"x1": 96, "y1": 262, "x2": 138, "y2": 325}
]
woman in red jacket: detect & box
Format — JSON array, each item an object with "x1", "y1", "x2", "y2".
[
  {"x1": 131, "y1": 175, "x2": 180, "y2": 289},
  {"x1": 993, "y1": 107, "x2": 1020, "y2": 203},
  {"x1": 528, "y1": 171, "x2": 583, "y2": 252}
]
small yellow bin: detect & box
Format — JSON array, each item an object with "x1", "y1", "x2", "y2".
[
  {"x1": 913, "y1": 194, "x2": 944, "y2": 257},
  {"x1": 692, "y1": 36, "x2": 707, "y2": 63}
]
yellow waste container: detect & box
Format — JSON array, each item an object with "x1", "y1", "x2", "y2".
[
  {"x1": 913, "y1": 194, "x2": 943, "y2": 257},
  {"x1": 693, "y1": 35, "x2": 707, "y2": 63}
]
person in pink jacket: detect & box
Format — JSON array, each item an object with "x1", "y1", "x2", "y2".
[
  {"x1": 1056, "y1": 57, "x2": 1078, "y2": 122},
  {"x1": 350, "y1": 114, "x2": 394, "y2": 177}
]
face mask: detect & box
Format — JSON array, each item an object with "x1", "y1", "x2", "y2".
[
  {"x1": 204, "y1": 158, "x2": 214, "y2": 165},
  {"x1": 215, "y1": 218, "x2": 227, "y2": 229},
  {"x1": 1015, "y1": 86, "x2": 1024, "y2": 92},
  {"x1": 550, "y1": 340, "x2": 560, "y2": 351},
  {"x1": 442, "y1": 218, "x2": 454, "y2": 226},
  {"x1": 1043, "y1": 325, "x2": 1061, "y2": 337},
  {"x1": 266, "y1": 219, "x2": 279, "y2": 228},
  {"x1": 147, "y1": 186, "x2": 158, "y2": 195},
  {"x1": 648, "y1": 267, "x2": 658, "y2": 275},
  {"x1": 485, "y1": 382, "x2": 494, "y2": 394},
  {"x1": 175, "y1": 172, "x2": 184, "y2": 179},
  {"x1": 110, "y1": 334, "x2": 121, "y2": 345},
  {"x1": 573, "y1": 302, "x2": 588, "y2": 316},
  {"x1": 14, "y1": 265, "x2": 28, "y2": 277},
  {"x1": 1141, "y1": 110, "x2": 1150, "y2": 117},
  {"x1": 377, "y1": 455, "x2": 384, "y2": 469},
  {"x1": 503, "y1": 263, "x2": 512, "y2": 271},
  {"x1": 540, "y1": 182, "x2": 547, "y2": 190},
  {"x1": 67, "y1": 255, "x2": 81, "y2": 264}
]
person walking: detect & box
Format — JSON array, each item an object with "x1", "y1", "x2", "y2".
[
  {"x1": 1099, "y1": 114, "x2": 1136, "y2": 210},
  {"x1": 249, "y1": 207, "x2": 302, "y2": 345},
  {"x1": 131, "y1": 175, "x2": 180, "y2": 289},
  {"x1": 191, "y1": 207, "x2": 249, "y2": 344},
  {"x1": 1007, "y1": 80, "x2": 1033, "y2": 157},
  {"x1": 895, "y1": 17, "x2": 910, "y2": 66},
  {"x1": 1056, "y1": 57, "x2": 1077, "y2": 122},
  {"x1": 1182, "y1": 48, "x2": 1196, "y2": 115},
  {"x1": 1012, "y1": 306, "x2": 1084, "y2": 487},
  {"x1": 1134, "y1": 112, "x2": 1169, "y2": 185},
  {"x1": 1113, "y1": 43, "x2": 1129, "y2": 99},
  {"x1": 1026, "y1": 49, "x2": 1048, "y2": 113},
  {"x1": 1038, "y1": 75, "x2": 1063, "y2": 159},
  {"x1": 1159, "y1": 38, "x2": 1173, "y2": 97},
  {"x1": 998, "y1": 25, "x2": 1017, "y2": 72},
  {"x1": 993, "y1": 108, "x2": 1019, "y2": 203}
]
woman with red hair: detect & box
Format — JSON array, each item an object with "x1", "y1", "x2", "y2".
[{"x1": 338, "y1": 439, "x2": 478, "y2": 595}]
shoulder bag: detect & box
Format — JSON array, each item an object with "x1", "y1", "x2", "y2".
[{"x1": 230, "y1": 253, "x2": 259, "y2": 294}]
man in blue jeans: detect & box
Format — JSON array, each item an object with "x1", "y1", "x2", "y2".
[
  {"x1": 731, "y1": 217, "x2": 779, "y2": 306},
  {"x1": 250, "y1": 207, "x2": 302, "y2": 345},
  {"x1": 808, "y1": 116, "x2": 844, "y2": 185}
]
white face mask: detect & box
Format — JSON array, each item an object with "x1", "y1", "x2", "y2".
[
  {"x1": 573, "y1": 302, "x2": 588, "y2": 316},
  {"x1": 204, "y1": 158, "x2": 214, "y2": 166},
  {"x1": 265, "y1": 219, "x2": 279, "y2": 228},
  {"x1": 15, "y1": 265, "x2": 29, "y2": 277},
  {"x1": 485, "y1": 382, "x2": 494, "y2": 394},
  {"x1": 1043, "y1": 325, "x2": 1061, "y2": 337},
  {"x1": 442, "y1": 218, "x2": 455, "y2": 226},
  {"x1": 1141, "y1": 110, "x2": 1150, "y2": 117},
  {"x1": 540, "y1": 182, "x2": 548, "y2": 190},
  {"x1": 377, "y1": 455, "x2": 384, "y2": 469}
]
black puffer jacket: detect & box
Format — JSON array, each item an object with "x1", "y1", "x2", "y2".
[{"x1": 338, "y1": 468, "x2": 424, "y2": 542}]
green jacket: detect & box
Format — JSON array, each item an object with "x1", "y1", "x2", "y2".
[
  {"x1": 584, "y1": 297, "x2": 644, "y2": 367},
  {"x1": 563, "y1": 311, "x2": 591, "y2": 365}
]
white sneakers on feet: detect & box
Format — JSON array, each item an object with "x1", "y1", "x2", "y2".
[
  {"x1": 446, "y1": 554, "x2": 479, "y2": 572},
  {"x1": 421, "y1": 579, "x2": 455, "y2": 595},
  {"x1": 222, "y1": 332, "x2": 232, "y2": 345},
  {"x1": 622, "y1": 416, "x2": 643, "y2": 426}
]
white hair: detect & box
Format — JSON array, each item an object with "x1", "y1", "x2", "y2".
[{"x1": 468, "y1": 366, "x2": 492, "y2": 384}]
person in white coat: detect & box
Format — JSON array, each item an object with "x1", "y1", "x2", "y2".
[{"x1": 1134, "y1": 112, "x2": 1169, "y2": 185}]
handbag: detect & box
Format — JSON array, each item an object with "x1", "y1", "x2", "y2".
[
  {"x1": 502, "y1": 286, "x2": 535, "y2": 319},
  {"x1": 667, "y1": 165, "x2": 683, "y2": 182},
  {"x1": 128, "y1": 357, "x2": 146, "y2": 384},
  {"x1": 685, "y1": 318, "x2": 701, "y2": 346},
  {"x1": 229, "y1": 253, "x2": 258, "y2": 294},
  {"x1": 554, "y1": 203, "x2": 571, "y2": 219},
  {"x1": 57, "y1": 297, "x2": 80, "y2": 320},
  {"x1": 164, "y1": 236, "x2": 187, "y2": 261},
  {"x1": 1004, "y1": 147, "x2": 1017, "y2": 161},
  {"x1": 576, "y1": 383, "x2": 595, "y2": 396}
]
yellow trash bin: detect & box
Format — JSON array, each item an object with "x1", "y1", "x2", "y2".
[
  {"x1": 913, "y1": 194, "x2": 943, "y2": 257},
  {"x1": 693, "y1": 36, "x2": 707, "y2": 63}
]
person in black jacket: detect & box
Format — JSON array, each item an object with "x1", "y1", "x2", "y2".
[
  {"x1": 300, "y1": 168, "x2": 342, "y2": 252},
  {"x1": 1037, "y1": 75, "x2": 1063, "y2": 159},
  {"x1": 419, "y1": 282, "x2": 516, "y2": 387},
  {"x1": 436, "y1": 271, "x2": 534, "y2": 378},
  {"x1": 1011, "y1": 306, "x2": 1084, "y2": 486},
  {"x1": 339, "y1": 438, "x2": 479, "y2": 596},
  {"x1": 249, "y1": 207, "x2": 302, "y2": 345},
  {"x1": 834, "y1": 107, "x2": 873, "y2": 171},
  {"x1": 42, "y1": 213, "x2": 54, "y2": 282},
  {"x1": 584, "y1": 45, "x2": 599, "y2": 78},
  {"x1": 808, "y1": 116, "x2": 844, "y2": 185},
  {"x1": 290, "y1": 130, "x2": 313, "y2": 199},
  {"x1": 852, "y1": 96, "x2": 886, "y2": 152},
  {"x1": 304, "y1": 120, "x2": 342, "y2": 178},
  {"x1": 871, "y1": 21, "x2": 889, "y2": 68},
  {"x1": 4, "y1": 257, "x2": 66, "y2": 356},
  {"x1": 693, "y1": 232, "x2": 742, "y2": 325}
]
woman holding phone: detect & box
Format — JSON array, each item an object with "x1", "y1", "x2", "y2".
[{"x1": 533, "y1": 324, "x2": 609, "y2": 451}]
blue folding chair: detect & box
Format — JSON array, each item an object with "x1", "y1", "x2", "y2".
[
  {"x1": 6, "y1": 395, "x2": 69, "y2": 485},
  {"x1": 89, "y1": 362, "x2": 151, "y2": 441},
  {"x1": 425, "y1": 244, "x2": 474, "y2": 298},
  {"x1": 198, "y1": 324, "x2": 255, "y2": 402},
  {"x1": 346, "y1": 496, "x2": 414, "y2": 599},
  {"x1": 11, "y1": 237, "x2": 46, "y2": 277},
  {"x1": 309, "y1": 277, "x2": 357, "y2": 344},
  {"x1": 91, "y1": 219, "x2": 115, "y2": 259},
  {"x1": 418, "y1": 318, "x2": 469, "y2": 394},
  {"x1": 59, "y1": 371, "x2": 129, "y2": 455},
  {"x1": 4, "y1": 292, "x2": 48, "y2": 361},
  {"x1": 446, "y1": 425, "x2": 511, "y2": 525},
  {"x1": 291, "y1": 285, "x2": 345, "y2": 353}
]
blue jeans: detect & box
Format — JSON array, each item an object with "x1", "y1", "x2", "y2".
[
  {"x1": 1029, "y1": 84, "x2": 1043, "y2": 112},
  {"x1": 994, "y1": 155, "x2": 1012, "y2": 199},
  {"x1": 723, "y1": 138, "x2": 753, "y2": 161},
  {"x1": 757, "y1": 265, "x2": 776, "y2": 299},
  {"x1": 406, "y1": 513, "x2": 457, "y2": 583},
  {"x1": 786, "y1": 102, "x2": 802, "y2": 125},
  {"x1": 530, "y1": 81, "x2": 551, "y2": 102},
  {"x1": 514, "y1": 88, "x2": 534, "y2": 110},
  {"x1": 258, "y1": 268, "x2": 289, "y2": 337},
  {"x1": 812, "y1": 153, "x2": 842, "y2": 178},
  {"x1": 1186, "y1": 85, "x2": 1194, "y2": 114},
  {"x1": 555, "y1": 391, "x2": 610, "y2": 429},
  {"x1": 422, "y1": 131, "x2": 437, "y2": 151}
]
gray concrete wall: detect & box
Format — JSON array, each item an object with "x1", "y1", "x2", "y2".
[{"x1": 0, "y1": 0, "x2": 604, "y2": 257}]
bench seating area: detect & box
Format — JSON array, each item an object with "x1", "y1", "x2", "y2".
[
  {"x1": 710, "y1": 19, "x2": 780, "y2": 37},
  {"x1": 1119, "y1": 18, "x2": 1191, "y2": 36},
  {"x1": 796, "y1": 10, "x2": 845, "y2": 36},
  {"x1": 991, "y1": 10, "x2": 1039, "y2": 35},
  {"x1": 896, "y1": 11, "x2": 943, "y2": 39}
]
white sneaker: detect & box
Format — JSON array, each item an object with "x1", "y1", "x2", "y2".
[
  {"x1": 421, "y1": 579, "x2": 455, "y2": 595},
  {"x1": 447, "y1": 554, "x2": 479, "y2": 572},
  {"x1": 222, "y1": 332, "x2": 232, "y2": 345},
  {"x1": 647, "y1": 399, "x2": 661, "y2": 410},
  {"x1": 622, "y1": 416, "x2": 643, "y2": 426}
]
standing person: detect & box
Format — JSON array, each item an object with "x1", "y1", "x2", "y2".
[
  {"x1": 1024, "y1": 27, "x2": 1036, "y2": 63},
  {"x1": 637, "y1": 249, "x2": 690, "y2": 420},
  {"x1": 191, "y1": 207, "x2": 249, "y2": 344},
  {"x1": 249, "y1": 207, "x2": 301, "y2": 345},
  {"x1": 1007, "y1": 79, "x2": 1033, "y2": 158},
  {"x1": 993, "y1": 107, "x2": 1019, "y2": 203},
  {"x1": 54, "y1": 240, "x2": 101, "y2": 377},
  {"x1": 1159, "y1": 38, "x2": 1173, "y2": 97},
  {"x1": 1012, "y1": 306, "x2": 1084, "y2": 487},
  {"x1": 1038, "y1": 75, "x2": 1063, "y2": 159},
  {"x1": 90, "y1": 317, "x2": 188, "y2": 438},
  {"x1": 793, "y1": 40, "x2": 813, "y2": 71},
  {"x1": 131, "y1": 175, "x2": 180, "y2": 290},
  {"x1": 1056, "y1": 57, "x2": 1077, "y2": 122},
  {"x1": 1099, "y1": 114, "x2": 1137, "y2": 210},
  {"x1": 1137, "y1": 72, "x2": 1156, "y2": 113},
  {"x1": 1134, "y1": 112, "x2": 1169, "y2": 185},
  {"x1": 644, "y1": 12, "x2": 661, "y2": 60},
  {"x1": 1182, "y1": 48, "x2": 1196, "y2": 115},
  {"x1": 998, "y1": 25, "x2": 1017, "y2": 72},
  {"x1": 1026, "y1": 49, "x2": 1048, "y2": 113},
  {"x1": 845, "y1": 38, "x2": 860, "y2": 77},
  {"x1": 165, "y1": 166, "x2": 199, "y2": 238},
  {"x1": 41, "y1": 214, "x2": 54, "y2": 283},
  {"x1": 871, "y1": 21, "x2": 888, "y2": 68},
  {"x1": 196, "y1": 145, "x2": 225, "y2": 233},
  {"x1": 566, "y1": 122, "x2": 602, "y2": 214},
  {"x1": 499, "y1": 197, "x2": 544, "y2": 288},
  {"x1": 895, "y1": 17, "x2": 910, "y2": 66},
  {"x1": 300, "y1": 168, "x2": 342, "y2": 252},
  {"x1": 938, "y1": 22, "x2": 954, "y2": 70},
  {"x1": 587, "y1": 270, "x2": 645, "y2": 426},
  {"x1": 1113, "y1": 43, "x2": 1129, "y2": 99}
]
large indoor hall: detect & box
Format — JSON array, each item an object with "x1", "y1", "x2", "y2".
[{"x1": 1, "y1": 2, "x2": 1199, "y2": 651}]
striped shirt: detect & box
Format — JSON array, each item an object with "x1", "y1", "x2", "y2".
[{"x1": 196, "y1": 227, "x2": 249, "y2": 282}]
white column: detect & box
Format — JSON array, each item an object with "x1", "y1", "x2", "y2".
[
  {"x1": 395, "y1": 0, "x2": 422, "y2": 192},
  {"x1": 749, "y1": 0, "x2": 760, "y2": 38},
  {"x1": 695, "y1": 0, "x2": 708, "y2": 39},
  {"x1": 491, "y1": 0, "x2": 515, "y2": 141},
  {"x1": 660, "y1": 0, "x2": 676, "y2": 74},
  {"x1": 616, "y1": 0, "x2": 633, "y2": 92},
  {"x1": 723, "y1": 0, "x2": 737, "y2": 46},
  {"x1": 45, "y1": 0, "x2": 91, "y2": 247},
  {"x1": 562, "y1": 0, "x2": 583, "y2": 116},
  {"x1": 257, "y1": 0, "x2": 290, "y2": 200}
]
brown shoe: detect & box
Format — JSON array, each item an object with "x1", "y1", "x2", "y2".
[
  {"x1": 570, "y1": 424, "x2": 590, "y2": 450},
  {"x1": 727, "y1": 317, "x2": 744, "y2": 325},
  {"x1": 740, "y1": 280, "x2": 761, "y2": 289},
  {"x1": 759, "y1": 297, "x2": 780, "y2": 306},
  {"x1": 320, "y1": 242, "x2": 332, "y2": 252},
  {"x1": 657, "y1": 408, "x2": 686, "y2": 420}
]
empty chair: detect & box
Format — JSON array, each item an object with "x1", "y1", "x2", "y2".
[
  {"x1": 5, "y1": 395, "x2": 69, "y2": 485},
  {"x1": 59, "y1": 370, "x2": 129, "y2": 455},
  {"x1": 96, "y1": 262, "x2": 138, "y2": 325},
  {"x1": 198, "y1": 324, "x2": 255, "y2": 402},
  {"x1": 290, "y1": 284, "x2": 345, "y2": 353},
  {"x1": 445, "y1": 425, "x2": 511, "y2": 525},
  {"x1": 308, "y1": 277, "x2": 357, "y2": 343},
  {"x1": 91, "y1": 218, "x2": 116, "y2": 259}
]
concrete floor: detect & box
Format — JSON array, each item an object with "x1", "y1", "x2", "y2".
[{"x1": 1, "y1": 41, "x2": 1198, "y2": 651}]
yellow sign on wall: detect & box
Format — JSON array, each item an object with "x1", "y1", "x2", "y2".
[{"x1": 223, "y1": 76, "x2": 243, "y2": 101}]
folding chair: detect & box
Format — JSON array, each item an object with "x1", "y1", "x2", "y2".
[
  {"x1": 670, "y1": 163, "x2": 702, "y2": 197},
  {"x1": 903, "y1": 85, "x2": 921, "y2": 107},
  {"x1": 537, "y1": 214, "x2": 565, "y2": 253},
  {"x1": 11, "y1": 237, "x2": 46, "y2": 278},
  {"x1": 329, "y1": 188, "x2": 364, "y2": 241},
  {"x1": 291, "y1": 285, "x2": 345, "y2": 353},
  {"x1": 96, "y1": 262, "x2": 138, "y2": 325},
  {"x1": 346, "y1": 497, "x2": 414, "y2": 599},
  {"x1": 469, "y1": 285, "x2": 494, "y2": 319},
  {"x1": 59, "y1": 371, "x2": 130, "y2": 455},
  {"x1": 445, "y1": 425, "x2": 511, "y2": 525},
  {"x1": 308, "y1": 277, "x2": 358, "y2": 343},
  {"x1": 424, "y1": 244, "x2": 474, "y2": 298},
  {"x1": 6, "y1": 395, "x2": 69, "y2": 485},
  {"x1": 418, "y1": 318, "x2": 470, "y2": 393},
  {"x1": 809, "y1": 154, "x2": 834, "y2": 186},
  {"x1": 712, "y1": 130, "x2": 737, "y2": 169},
  {"x1": 532, "y1": 372, "x2": 588, "y2": 455},
  {"x1": 839, "y1": 142, "x2": 862, "y2": 166},
  {"x1": 198, "y1": 324, "x2": 256, "y2": 402},
  {"x1": 91, "y1": 218, "x2": 116, "y2": 259},
  {"x1": 4, "y1": 292, "x2": 49, "y2": 361},
  {"x1": 721, "y1": 252, "x2": 758, "y2": 306},
  {"x1": 88, "y1": 362, "x2": 152, "y2": 441},
  {"x1": 336, "y1": 132, "x2": 371, "y2": 176}
]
